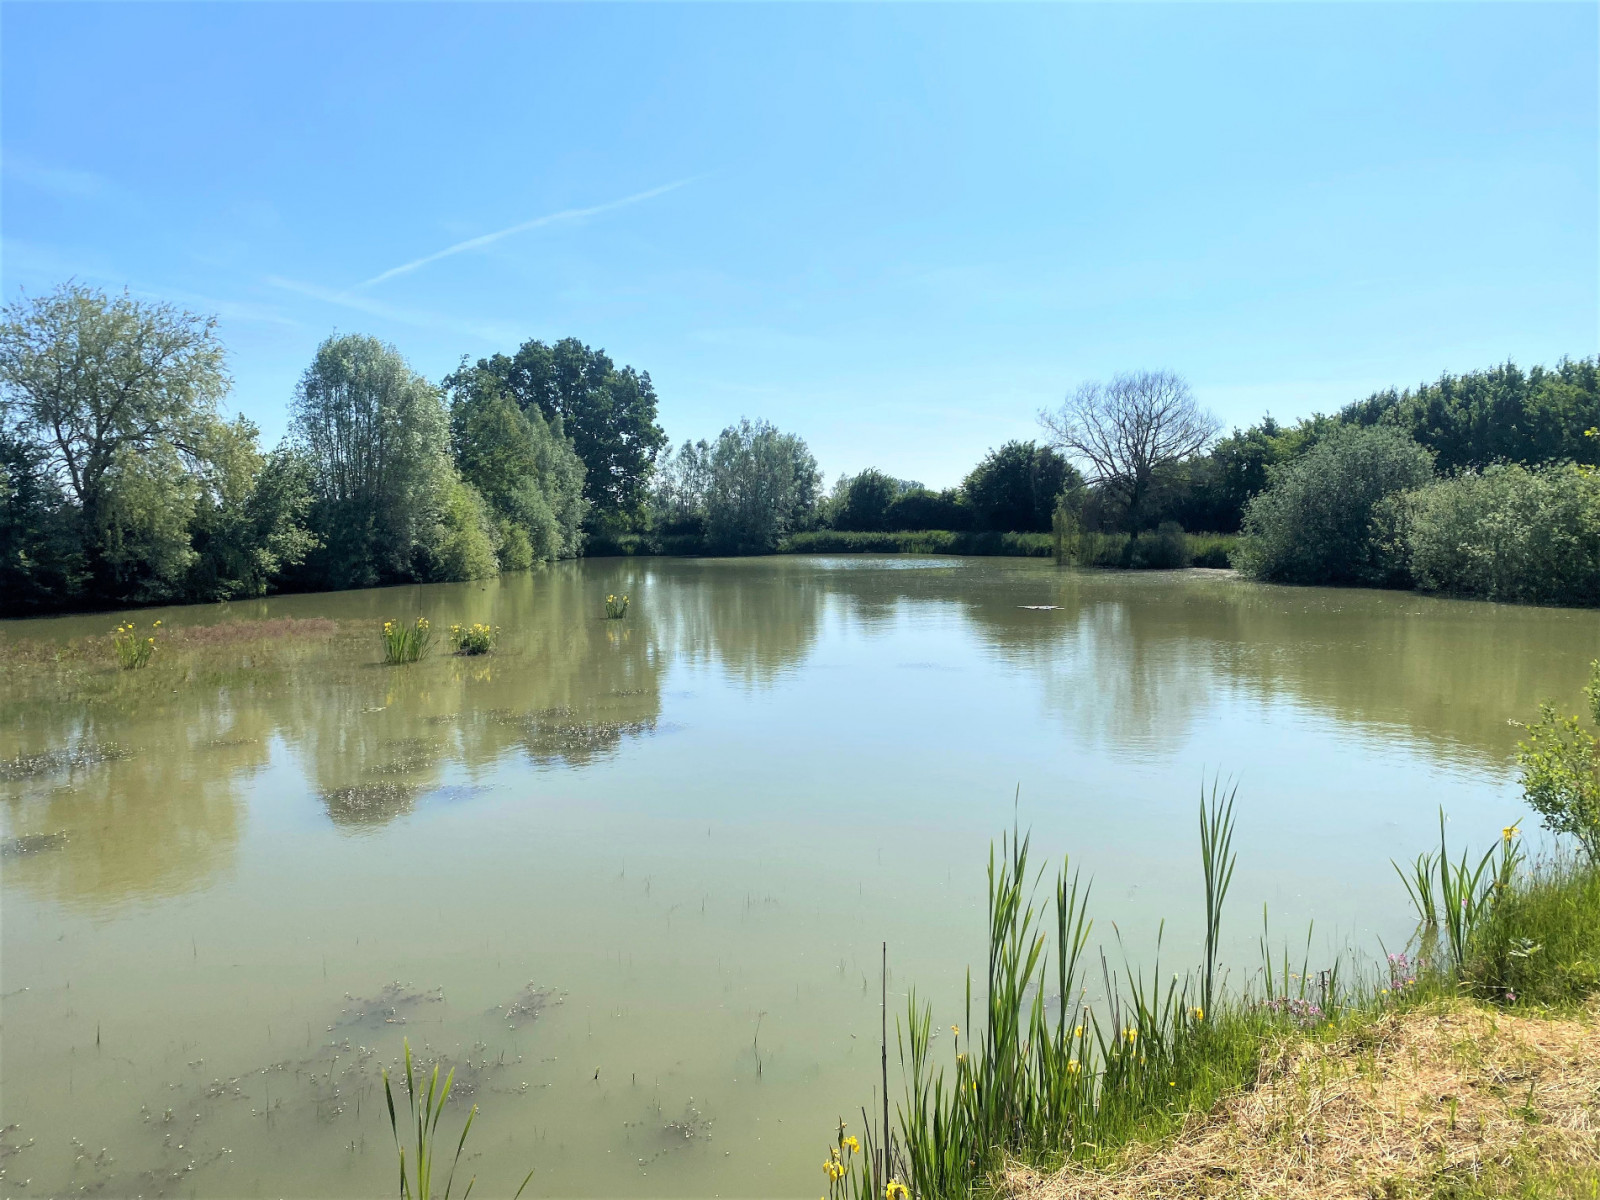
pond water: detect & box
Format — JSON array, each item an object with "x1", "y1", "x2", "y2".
[{"x1": 2, "y1": 557, "x2": 1596, "y2": 1198}]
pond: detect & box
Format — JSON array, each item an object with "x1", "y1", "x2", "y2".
[{"x1": 2, "y1": 556, "x2": 1595, "y2": 1198}]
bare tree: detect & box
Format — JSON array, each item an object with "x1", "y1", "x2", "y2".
[{"x1": 1038, "y1": 369, "x2": 1219, "y2": 519}]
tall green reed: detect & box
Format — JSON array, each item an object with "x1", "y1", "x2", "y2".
[
  {"x1": 1392, "y1": 809, "x2": 1521, "y2": 971},
  {"x1": 382, "y1": 1039, "x2": 532, "y2": 1200},
  {"x1": 381, "y1": 618, "x2": 433, "y2": 665}
]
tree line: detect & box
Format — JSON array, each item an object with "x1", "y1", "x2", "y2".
[{"x1": 3, "y1": 281, "x2": 1596, "y2": 614}]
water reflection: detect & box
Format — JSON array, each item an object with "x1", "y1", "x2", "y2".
[{"x1": 3, "y1": 559, "x2": 1596, "y2": 910}]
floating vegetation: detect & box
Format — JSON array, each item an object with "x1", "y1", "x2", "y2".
[
  {"x1": 0, "y1": 742, "x2": 130, "y2": 781},
  {"x1": 205, "y1": 736, "x2": 260, "y2": 749},
  {"x1": 494, "y1": 983, "x2": 563, "y2": 1031},
  {"x1": 1, "y1": 831, "x2": 68, "y2": 859},
  {"x1": 381, "y1": 617, "x2": 433, "y2": 665},
  {"x1": 322, "y1": 782, "x2": 419, "y2": 826},
  {"x1": 113, "y1": 620, "x2": 161, "y2": 669},
  {"x1": 369, "y1": 738, "x2": 442, "y2": 775},
  {"x1": 449, "y1": 623, "x2": 497, "y2": 656},
  {"x1": 486, "y1": 706, "x2": 660, "y2": 766},
  {"x1": 605, "y1": 593, "x2": 630, "y2": 619},
  {"x1": 335, "y1": 983, "x2": 445, "y2": 1030},
  {"x1": 664, "y1": 1099, "x2": 713, "y2": 1143}
]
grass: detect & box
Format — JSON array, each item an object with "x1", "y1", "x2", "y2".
[
  {"x1": 449, "y1": 622, "x2": 497, "y2": 655},
  {"x1": 1062, "y1": 530, "x2": 1239, "y2": 570},
  {"x1": 382, "y1": 1038, "x2": 533, "y2": 1200},
  {"x1": 604, "y1": 593, "x2": 630, "y2": 619},
  {"x1": 381, "y1": 617, "x2": 433, "y2": 664},
  {"x1": 111, "y1": 620, "x2": 159, "y2": 669},
  {"x1": 822, "y1": 798, "x2": 1600, "y2": 1200}
]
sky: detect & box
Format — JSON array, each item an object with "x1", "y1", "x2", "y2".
[{"x1": 3, "y1": 3, "x2": 1597, "y2": 490}]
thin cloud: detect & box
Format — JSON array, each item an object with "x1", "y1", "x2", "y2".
[
  {"x1": 3, "y1": 154, "x2": 108, "y2": 199},
  {"x1": 266, "y1": 274, "x2": 516, "y2": 344},
  {"x1": 357, "y1": 177, "x2": 696, "y2": 289}
]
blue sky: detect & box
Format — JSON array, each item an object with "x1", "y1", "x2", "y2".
[{"x1": 4, "y1": 3, "x2": 1596, "y2": 489}]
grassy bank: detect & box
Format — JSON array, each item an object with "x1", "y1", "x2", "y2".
[{"x1": 819, "y1": 799, "x2": 1600, "y2": 1200}]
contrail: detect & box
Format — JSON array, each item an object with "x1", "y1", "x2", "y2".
[{"x1": 357, "y1": 178, "x2": 695, "y2": 289}]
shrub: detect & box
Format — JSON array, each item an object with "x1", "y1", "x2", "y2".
[
  {"x1": 1401, "y1": 462, "x2": 1600, "y2": 606},
  {"x1": 1516, "y1": 660, "x2": 1600, "y2": 863},
  {"x1": 1186, "y1": 533, "x2": 1236, "y2": 568},
  {"x1": 1127, "y1": 521, "x2": 1191, "y2": 569},
  {"x1": 1234, "y1": 425, "x2": 1434, "y2": 586}
]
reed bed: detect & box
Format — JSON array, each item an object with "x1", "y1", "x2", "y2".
[{"x1": 824, "y1": 789, "x2": 1585, "y2": 1200}]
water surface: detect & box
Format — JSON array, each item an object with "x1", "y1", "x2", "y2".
[{"x1": 3, "y1": 557, "x2": 1595, "y2": 1197}]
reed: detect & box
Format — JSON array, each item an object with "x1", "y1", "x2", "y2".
[
  {"x1": 381, "y1": 618, "x2": 433, "y2": 665},
  {"x1": 111, "y1": 620, "x2": 160, "y2": 669},
  {"x1": 604, "y1": 594, "x2": 630, "y2": 619},
  {"x1": 1391, "y1": 809, "x2": 1521, "y2": 971},
  {"x1": 382, "y1": 1039, "x2": 532, "y2": 1200}
]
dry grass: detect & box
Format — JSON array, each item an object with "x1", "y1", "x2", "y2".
[{"x1": 1002, "y1": 999, "x2": 1600, "y2": 1200}]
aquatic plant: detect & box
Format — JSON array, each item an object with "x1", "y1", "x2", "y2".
[
  {"x1": 449, "y1": 623, "x2": 497, "y2": 656},
  {"x1": 604, "y1": 593, "x2": 630, "y2": 619},
  {"x1": 381, "y1": 618, "x2": 433, "y2": 665},
  {"x1": 112, "y1": 620, "x2": 160, "y2": 669},
  {"x1": 1392, "y1": 809, "x2": 1521, "y2": 971},
  {"x1": 382, "y1": 1038, "x2": 532, "y2": 1200}
]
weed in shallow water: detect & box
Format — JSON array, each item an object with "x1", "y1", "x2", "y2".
[{"x1": 381, "y1": 618, "x2": 432, "y2": 665}]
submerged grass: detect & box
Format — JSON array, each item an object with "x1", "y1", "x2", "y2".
[{"x1": 824, "y1": 794, "x2": 1600, "y2": 1200}]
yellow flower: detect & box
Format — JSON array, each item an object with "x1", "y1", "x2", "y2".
[
  {"x1": 1502, "y1": 824, "x2": 1520, "y2": 842},
  {"x1": 1066, "y1": 1058, "x2": 1081, "y2": 1075},
  {"x1": 885, "y1": 1181, "x2": 910, "y2": 1200},
  {"x1": 1125, "y1": 1028, "x2": 1138, "y2": 1042},
  {"x1": 1193, "y1": 1007, "x2": 1204, "y2": 1021},
  {"x1": 843, "y1": 1135, "x2": 859, "y2": 1154},
  {"x1": 951, "y1": 1024, "x2": 960, "y2": 1037},
  {"x1": 956, "y1": 1052, "x2": 966, "y2": 1063},
  {"x1": 1073, "y1": 1025, "x2": 1084, "y2": 1038}
]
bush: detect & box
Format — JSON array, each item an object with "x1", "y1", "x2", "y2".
[
  {"x1": 1187, "y1": 533, "x2": 1236, "y2": 568},
  {"x1": 1234, "y1": 425, "x2": 1434, "y2": 586},
  {"x1": 1402, "y1": 462, "x2": 1600, "y2": 606}
]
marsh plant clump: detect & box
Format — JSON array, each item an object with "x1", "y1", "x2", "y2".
[
  {"x1": 449, "y1": 623, "x2": 497, "y2": 656},
  {"x1": 382, "y1": 618, "x2": 433, "y2": 665},
  {"x1": 604, "y1": 593, "x2": 630, "y2": 619},
  {"x1": 112, "y1": 620, "x2": 161, "y2": 669},
  {"x1": 821, "y1": 781, "x2": 1599, "y2": 1200}
]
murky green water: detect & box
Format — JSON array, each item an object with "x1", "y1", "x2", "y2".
[{"x1": 3, "y1": 557, "x2": 1596, "y2": 1198}]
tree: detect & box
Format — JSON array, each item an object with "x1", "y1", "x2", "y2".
[
  {"x1": 185, "y1": 433, "x2": 319, "y2": 601},
  {"x1": 455, "y1": 337, "x2": 667, "y2": 530},
  {"x1": 651, "y1": 438, "x2": 713, "y2": 536},
  {"x1": 884, "y1": 487, "x2": 972, "y2": 531},
  {"x1": 291, "y1": 333, "x2": 453, "y2": 588},
  {"x1": 703, "y1": 419, "x2": 820, "y2": 552},
  {"x1": 0, "y1": 282, "x2": 233, "y2": 602},
  {"x1": 1234, "y1": 424, "x2": 1434, "y2": 586},
  {"x1": 0, "y1": 429, "x2": 83, "y2": 612},
  {"x1": 962, "y1": 441, "x2": 1078, "y2": 532},
  {"x1": 830, "y1": 469, "x2": 902, "y2": 531},
  {"x1": 447, "y1": 363, "x2": 587, "y2": 567},
  {"x1": 1040, "y1": 370, "x2": 1219, "y2": 526}
]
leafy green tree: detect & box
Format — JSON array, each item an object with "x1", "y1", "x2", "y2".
[
  {"x1": 884, "y1": 487, "x2": 973, "y2": 531},
  {"x1": 1234, "y1": 424, "x2": 1434, "y2": 586},
  {"x1": 1517, "y1": 661, "x2": 1600, "y2": 863},
  {"x1": 186, "y1": 431, "x2": 319, "y2": 601},
  {"x1": 456, "y1": 337, "x2": 667, "y2": 530},
  {"x1": 291, "y1": 333, "x2": 454, "y2": 587},
  {"x1": 830, "y1": 469, "x2": 902, "y2": 531},
  {"x1": 704, "y1": 418, "x2": 820, "y2": 552},
  {"x1": 962, "y1": 441, "x2": 1077, "y2": 532},
  {"x1": 447, "y1": 364, "x2": 587, "y2": 568},
  {"x1": 651, "y1": 438, "x2": 713, "y2": 536},
  {"x1": 0, "y1": 283, "x2": 234, "y2": 603},
  {"x1": 0, "y1": 430, "x2": 83, "y2": 612},
  {"x1": 1343, "y1": 358, "x2": 1600, "y2": 472}
]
